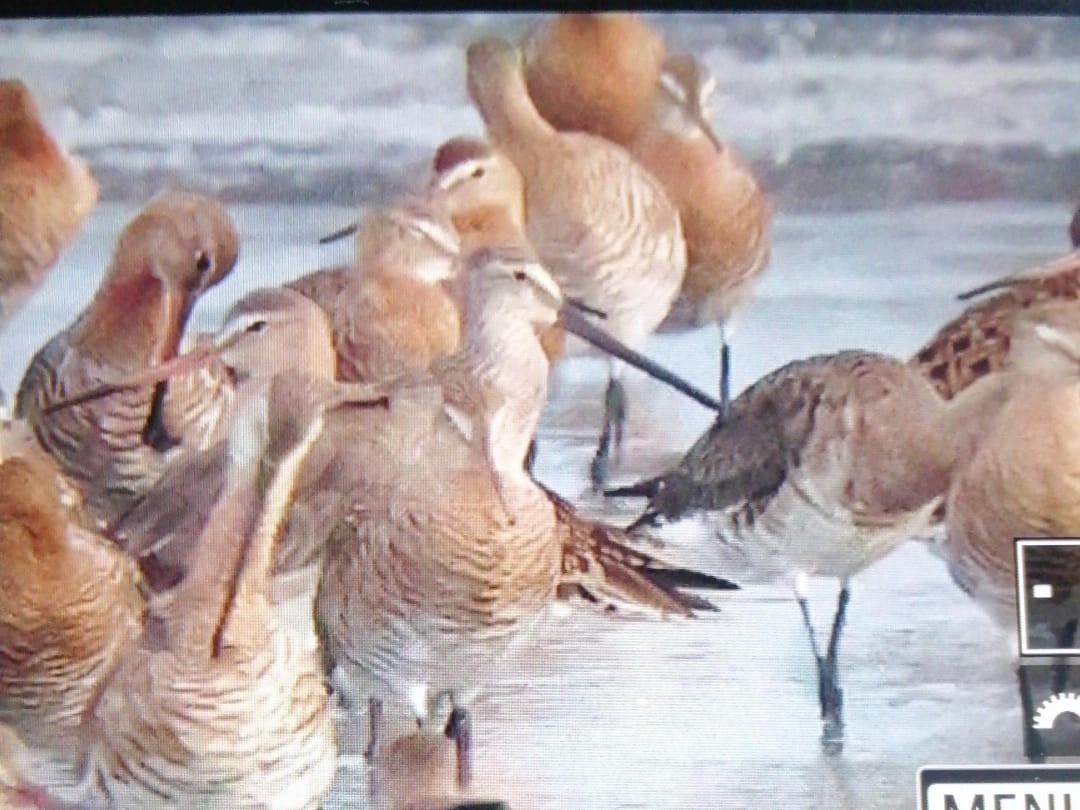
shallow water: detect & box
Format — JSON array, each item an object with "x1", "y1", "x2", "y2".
[
  {"x1": 2, "y1": 200, "x2": 1074, "y2": 810},
  {"x1": 3, "y1": 10, "x2": 1080, "y2": 809}
]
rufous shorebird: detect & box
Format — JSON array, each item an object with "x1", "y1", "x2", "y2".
[
  {"x1": 630, "y1": 53, "x2": 771, "y2": 411},
  {"x1": 942, "y1": 299, "x2": 1080, "y2": 759},
  {"x1": 80, "y1": 371, "x2": 391, "y2": 810},
  {"x1": 14, "y1": 189, "x2": 239, "y2": 525},
  {"x1": 910, "y1": 249, "x2": 1080, "y2": 400},
  {"x1": 0, "y1": 438, "x2": 145, "y2": 768},
  {"x1": 326, "y1": 143, "x2": 718, "y2": 477},
  {"x1": 314, "y1": 244, "x2": 731, "y2": 796},
  {"x1": 93, "y1": 245, "x2": 729, "y2": 612},
  {"x1": 521, "y1": 13, "x2": 665, "y2": 149},
  {"x1": 608, "y1": 350, "x2": 955, "y2": 747},
  {"x1": 0, "y1": 79, "x2": 98, "y2": 334},
  {"x1": 294, "y1": 198, "x2": 462, "y2": 384},
  {"x1": 84, "y1": 286, "x2": 340, "y2": 590},
  {"x1": 157, "y1": 286, "x2": 338, "y2": 454},
  {"x1": 465, "y1": 36, "x2": 687, "y2": 489},
  {"x1": 522, "y1": 17, "x2": 771, "y2": 412},
  {"x1": 425, "y1": 136, "x2": 566, "y2": 367}
]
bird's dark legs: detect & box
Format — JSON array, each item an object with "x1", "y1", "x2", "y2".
[
  {"x1": 445, "y1": 705, "x2": 473, "y2": 791},
  {"x1": 590, "y1": 372, "x2": 627, "y2": 490},
  {"x1": 719, "y1": 330, "x2": 731, "y2": 418},
  {"x1": 1019, "y1": 664, "x2": 1047, "y2": 762},
  {"x1": 363, "y1": 697, "x2": 383, "y2": 763},
  {"x1": 524, "y1": 437, "x2": 538, "y2": 476},
  {"x1": 797, "y1": 583, "x2": 850, "y2": 751}
]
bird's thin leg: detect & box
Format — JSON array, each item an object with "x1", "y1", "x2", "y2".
[
  {"x1": 590, "y1": 418, "x2": 613, "y2": 492},
  {"x1": 363, "y1": 697, "x2": 383, "y2": 763},
  {"x1": 1052, "y1": 618, "x2": 1078, "y2": 694},
  {"x1": 718, "y1": 322, "x2": 732, "y2": 418},
  {"x1": 1018, "y1": 664, "x2": 1047, "y2": 763},
  {"x1": 610, "y1": 390, "x2": 626, "y2": 460},
  {"x1": 819, "y1": 585, "x2": 850, "y2": 747},
  {"x1": 524, "y1": 437, "x2": 539, "y2": 475},
  {"x1": 591, "y1": 361, "x2": 628, "y2": 490},
  {"x1": 445, "y1": 704, "x2": 473, "y2": 792},
  {"x1": 794, "y1": 576, "x2": 847, "y2": 750}
]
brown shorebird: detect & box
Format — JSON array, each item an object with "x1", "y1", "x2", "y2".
[
  {"x1": 608, "y1": 350, "x2": 954, "y2": 747},
  {"x1": 327, "y1": 141, "x2": 719, "y2": 475},
  {"x1": 68, "y1": 286, "x2": 341, "y2": 590},
  {"x1": 425, "y1": 136, "x2": 566, "y2": 367},
  {"x1": 521, "y1": 13, "x2": 665, "y2": 148},
  {"x1": 630, "y1": 53, "x2": 771, "y2": 410},
  {"x1": 0, "y1": 439, "x2": 144, "y2": 766},
  {"x1": 81, "y1": 372, "x2": 390, "y2": 810},
  {"x1": 158, "y1": 286, "x2": 338, "y2": 454},
  {"x1": 942, "y1": 299, "x2": 1080, "y2": 759},
  {"x1": 0, "y1": 79, "x2": 98, "y2": 334},
  {"x1": 315, "y1": 244, "x2": 731, "y2": 794},
  {"x1": 521, "y1": 18, "x2": 770, "y2": 410},
  {"x1": 911, "y1": 242, "x2": 1080, "y2": 401},
  {"x1": 14, "y1": 189, "x2": 239, "y2": 525},
  {"x1": 90, "y1": 266, "x2": 727, "y2": 623},
  {"x1": 466, "y1": 36, "x2": 687, "y2": 488},
  {"x1": 295, "y1": 199, "x2": 462, "y2": 384}
]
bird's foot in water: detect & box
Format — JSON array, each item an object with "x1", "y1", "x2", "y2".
[{"x1": 445, "y1": 706, "x2": 473, "y2": 791}]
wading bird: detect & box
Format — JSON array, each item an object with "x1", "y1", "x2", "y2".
[
  {"x1": 466, "y1": 36, "x2": 687, "y2": 488},
  {"x1": 14, "y1": 190, "x2": 238, "y2": 525},
  {"x1": 608, "y1": 351, "x2": 955, "y2": 747},
  {"x1": 943, "y1": 299, "x2": 1080, "y2": 761},
  {"x1": 81, "y1": 372, "x2": 390, "y2": 810},
  {"x1": 0, "y1": 79, "x2": 98, "y2": 334}
]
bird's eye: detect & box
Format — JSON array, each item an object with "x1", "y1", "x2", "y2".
[
  {"x1": 195, "y1": 251, "x2": 212, "y2": 274},
  {"x1": 246, "y1": 320, "x2": 267, "y2": 333},
  {"x1": 513, "y1": 270, "x2": 527, "y2": 281},
  {"x1": 471, "y1": 166, "x2": 486, "y2": 179}
]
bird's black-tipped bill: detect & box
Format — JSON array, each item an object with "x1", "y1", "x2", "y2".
[
  {"x1": 318, "y1": 221, "x2": 359, "y2": 245},
  {"x1": 956, "y1": 276, "x2": 1021, "y2": 301},
  {"x1": 41, "y1": 343, "x2": 221, "y2": 415},
  {"x1": 565, "y1": 297, "x2": 608, "y2": 319},
  {"x1": 558, "y1": 306, "x2": 724, "y2": 413}
]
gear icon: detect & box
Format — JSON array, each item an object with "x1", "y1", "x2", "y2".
[{"x1": 1032, "y1": 692, "x2": 1080, "y2": 730}]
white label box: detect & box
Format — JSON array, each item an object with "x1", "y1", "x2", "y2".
[{"x1": 920, "y1": 767, "x2": 1080, "y2": 810}]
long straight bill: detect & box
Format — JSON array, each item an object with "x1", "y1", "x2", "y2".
[
  {"x1": 42, "y1": 342, "x2": 220, "y2": 415},
  {"x1": 318, "y1": 221, "x2": 359, "y2": 245},
  {"x1": 558, "y1": 305, "x2": 723, "y2": 413},
  {"x1": 957, "y1": 250, "x2": 1080, "y2": 301}
]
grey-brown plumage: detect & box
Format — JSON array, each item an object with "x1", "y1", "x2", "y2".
[
  {"x1": 14, "y1": 190, "x2": 239, "y2": 525},
  {"x1": 466, "y1": 36, "x2": 687, "y2": 489},
  {"x1": 110, "y1": 249, "x2": 727, "y2": 621},
  {"x1": 156, "y1": 287, "x2": 338, "y2": 455},
  {"x1": 314, "y1": 244, "x2": 723, "y2": 790},
  {"x1": 80, "y1": 372, "x2": 382, "y2": 810},
  {"x1": 609, "y1": 350, "x2": 953, "y2": 744}
]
